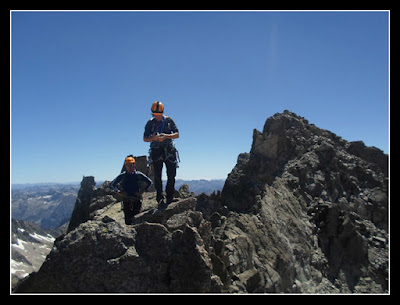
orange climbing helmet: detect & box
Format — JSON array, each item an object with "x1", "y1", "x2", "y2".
[
  {"x1": 124, "y1": 156, "x2": 136, "y2": 164},
  {"x1": 151, "y1": 101, "x2": 164, "y2": 115}
]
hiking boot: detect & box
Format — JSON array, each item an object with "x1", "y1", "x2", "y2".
[
  {"x1": 158, "y1": 198, "x2": 167, "y2": 208},
  {"x1": 156, "y1": 193, "x2": 165, "y2": 204}
]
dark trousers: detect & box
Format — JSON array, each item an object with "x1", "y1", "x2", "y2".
[
  {"x1": 153, "y1": 159, "x2": 176, "y2": 201},
  {"x1": 123, "y1": 199, "x2": 142, "y2": 225}
]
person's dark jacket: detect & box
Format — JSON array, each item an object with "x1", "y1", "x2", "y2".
[
  {"x1": 143, "y1": 115, "x2": 179, "y2": 149},
  {"x1": 110, "y1": 171, "x2": 152, "y2": 196}
]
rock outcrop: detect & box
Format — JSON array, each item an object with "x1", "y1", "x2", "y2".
[
  {"x1": 219, "y1": 110, "x2": 388, "y2": 293},
  {"x1": 15, "y1": 186, "x2": 219, "y2": 293},
  {"x1": 15, "y1": 111, "x2": 388, "y2": 293}
]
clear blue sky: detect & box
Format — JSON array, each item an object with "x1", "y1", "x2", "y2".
[{"x1": 11, "y1": 11, "x2": 389, "y2": 184}]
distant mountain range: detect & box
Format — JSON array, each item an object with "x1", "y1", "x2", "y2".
[{"x1": 12, "y1": 183, "x2": 79, "y2": 229}]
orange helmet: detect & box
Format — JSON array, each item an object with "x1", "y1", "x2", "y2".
[
  {"x1": 124, "y1": 156, "x2": 136, "y2": 164},
  {"x1": 151, "y1": 101, "x2": 164, "y2": 115}
]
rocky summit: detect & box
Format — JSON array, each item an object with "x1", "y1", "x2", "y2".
[{"x1": 14, "y1": 111, "x2": 388, "y2": 293}]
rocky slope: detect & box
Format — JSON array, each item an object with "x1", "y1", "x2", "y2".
[
  {"x1": 219, "y1": 111, "x2": 388, "y2": 292},
  {"x1": 11, "y1": 219, "x2": 64, "y2": 287},
  {"x1": 14, "y1": 111, "x2": 388, "y2": 293}
]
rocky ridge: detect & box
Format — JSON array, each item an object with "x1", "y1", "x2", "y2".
[{"x1": 15, "y1": 111, "x2": 388, "y2": 293}]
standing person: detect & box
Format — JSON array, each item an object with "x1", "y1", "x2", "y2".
[
  {"x1": 143, "y1": 101, "x2": 179, "y2": 205},
  {"x1": 110, "y1": 156, "x2": 152, "y2": 225}
]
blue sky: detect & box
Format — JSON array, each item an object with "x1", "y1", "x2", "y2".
[{"x1": 11, "y1": 11, "x2": 389, "y2": 184}]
